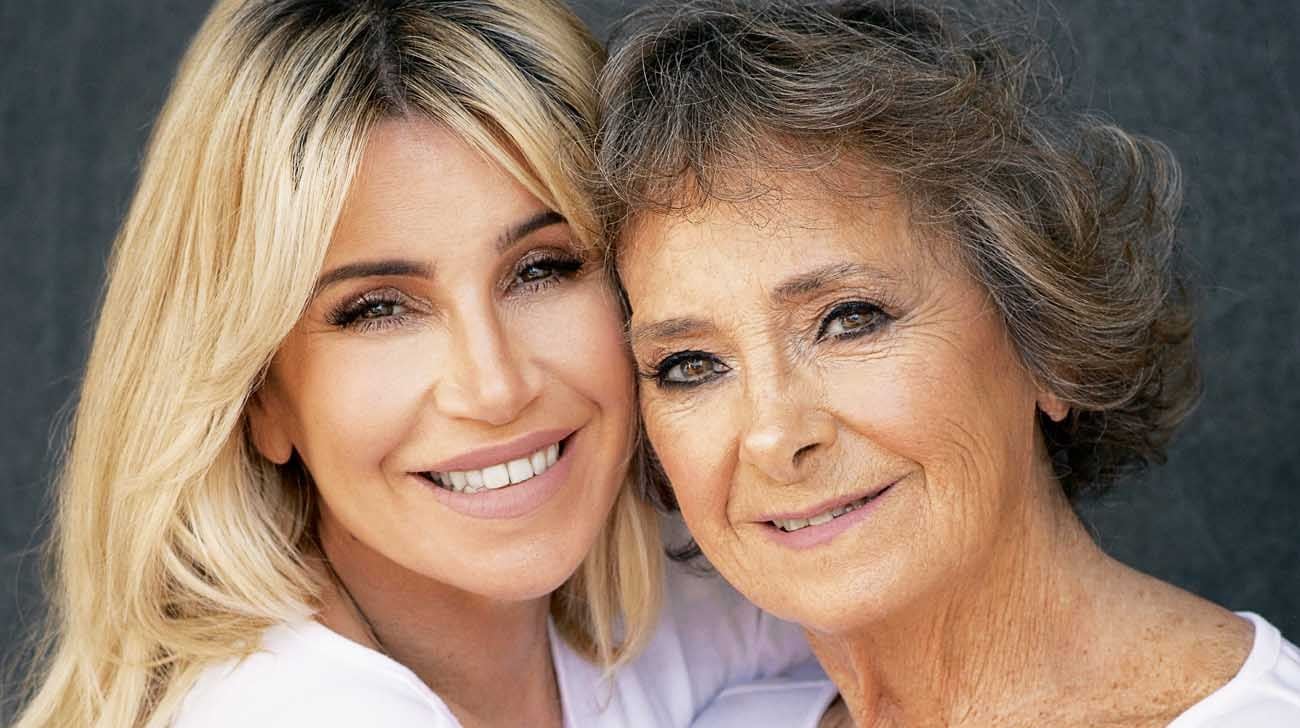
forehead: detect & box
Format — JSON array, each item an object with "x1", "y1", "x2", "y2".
[
  {"x1": 618, "y1": 182, "x2": 927, "y2": 303},
  {"x1": 328, "y1": 118, "x2": 545, "y2": 262}
]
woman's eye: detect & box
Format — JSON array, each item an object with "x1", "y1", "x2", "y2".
[
  {"x1": 650, "y1": 351, "x2": 730, "y2": 388},
  {"x1": 358, "y1": 301, "x2": 404, "y2": 319},
  {"x1": 817, "y1": 301, "x2": 888, "y2": 340},
  {"x1": 364, "y1": 300, "x2": 403, "y2": 319},
  {"x1": 513, "y1": 254, "x2": 583, "y2": 289},
  {"x1": 327, "y1": 291, "x2": 412, "y2": 330},
  {"x1": 519, "y1": 263, "x2": 552, "y2": 283}
]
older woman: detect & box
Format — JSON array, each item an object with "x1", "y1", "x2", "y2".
[{"x1": 598, "y1": 1, "x2": 1300, "y2": 726}]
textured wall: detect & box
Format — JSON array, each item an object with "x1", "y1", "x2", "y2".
[{"x1": 2, "y1": 0, "x2": 1297, "y2": 719}]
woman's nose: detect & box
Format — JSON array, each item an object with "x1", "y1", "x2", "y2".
[
  {"x1": 738, "y1": 374, "x2": 836, "y2": 485},
  {"x1": 433, "y1": 311, "x2": 541, "y2": 426}
]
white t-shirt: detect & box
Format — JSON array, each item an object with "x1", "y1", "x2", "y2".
[
  {"x1": 172, "y1": 560, "x2": 837, "y2": 727},
  {"x1": 1167, "y1": 611, "x2": 1300, "y2": 727}
]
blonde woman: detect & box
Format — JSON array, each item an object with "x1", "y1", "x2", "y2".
[{"x1": 12, "y1": 1, "x2": 838, "y2": 727}]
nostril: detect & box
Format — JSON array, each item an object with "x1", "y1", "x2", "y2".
[{"x1": 792, "y1": 443, "x2": 817, "y2": 466}]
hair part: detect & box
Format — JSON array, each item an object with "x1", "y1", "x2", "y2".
[
  {"x1": 597, "y1": 0, "x2": 1198, "y2": 503},
  {"x1": 17, "y1": 2, "x2": 660, "y2": 726}
]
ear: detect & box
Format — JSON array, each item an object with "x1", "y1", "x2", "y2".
[
  {"x1": 1036, "y1": 389, "x2": 1070, "y2": 423},
  {"x1": 247, "y1": 384, "x2": 294, "y2": 465}
]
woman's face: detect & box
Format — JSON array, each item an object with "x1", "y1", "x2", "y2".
[
  {"x1": 250, "y1": 119, "x2": 634, "y2": 602},
  {"x1": 619, "y1": 181, "x2": 1060, "y2": 634}
]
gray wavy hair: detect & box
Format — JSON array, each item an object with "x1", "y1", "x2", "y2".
[{"x1": 596, "y1": 0, "x2": 1198, "y2": 500}]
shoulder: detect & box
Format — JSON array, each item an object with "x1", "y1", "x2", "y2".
[
  {"x1": 173, "y1": 620, "x2": 458, "y2": 728},
  {"x1": 691, "y1": 662, "x2": 840, "y2": 728},
  {"x1": 553, "y1": 550, "x2": 828, "y2": 728},
  {"x1": 592, "y1": 553, "x2": 823, "y2": 723},
  {"x1": 657, "y1": 547, "x2": 813, "y2": 678},
  {"x1": 1169, "y1": 612, "x2": 1300, "y2": 728}
]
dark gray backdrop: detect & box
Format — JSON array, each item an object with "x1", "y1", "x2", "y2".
[{"x1": 2, "y1": 0, "x2": 1297, "y2": 719}]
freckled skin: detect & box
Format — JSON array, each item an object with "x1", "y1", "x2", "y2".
[
  {"x1": 620, "y1": 181, "x2": 1253, "y2": 727},
  {"x1": 247, "y1": 119, "x2": 633, "y2": 725},
  {"x1": 624, "y1": 190, "x2": 1045, "y2": 632}
]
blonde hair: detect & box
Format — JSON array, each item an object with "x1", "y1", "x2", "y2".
[{"x1": 15, "y1": 2, "x2": 662, "y2": 726}]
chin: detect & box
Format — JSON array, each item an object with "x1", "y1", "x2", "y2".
[
  {"x1": 783, "y1": 588, "x2": 887, "y2": 636},
  {"x1": 428, "y1": 529, "x2": 598, "y2": 604},
  {"x1": 722, "y1": 545, "x2": 919, "y2": 637},
  {"x1": 472, "y1": 571, "x2": 575, "y2": 603}
]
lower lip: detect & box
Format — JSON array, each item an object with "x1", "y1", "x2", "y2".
[
  {"x1": 762, "y1": 484, "x2": 895, "y2": 550},
  {"x1": 418, "y1": 436, "x2": 575, "y2": 520}
]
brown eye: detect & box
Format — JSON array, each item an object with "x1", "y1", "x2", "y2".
[
  {"x1": 817, "y1": 301, "x2": 889, "y2": 340},
  {"x1": 680, "y1": 358, "x2": 711, "y2": 379},
  {"x1": 652, "y1": 351, "x2": 730, "y2": 388},
  {"x1": 836, "y1": 311, "x2": 871, "y2": 331}
]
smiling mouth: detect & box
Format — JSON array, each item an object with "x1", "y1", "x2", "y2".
[
  {"x1": 770, "y1": 484, "x2": 894, "y2": 533},
  {"x1": 419, "y1": 438, "x2": 566, "y2": 494}
]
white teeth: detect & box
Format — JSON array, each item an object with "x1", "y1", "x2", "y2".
[
  {"x1": 482, "y1": 464, "x2": 510, "y2": 489},
  {"x1": 506, "y1": 458, "x2": 533, "y2": 484},
  {"x1": 427, "y1": 441, "x2": 563, "y2": 494},
  {"x1": 773, "y1": 494, "x2": 873, "y2": 532},
  {"x1": 465, "y1": 469, "x2": 483, "y2": 489}
]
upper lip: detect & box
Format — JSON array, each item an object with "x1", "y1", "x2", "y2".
[
  {"x1": 418, "y1": 428, "x2": 573, "y2": 473},
  {"x1": 757, "y1": 480, "x2": 897, "y2": 522}
]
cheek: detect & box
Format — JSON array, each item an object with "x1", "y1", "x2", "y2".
[
  {"x1": 826, "y1": 349, "x2": 985, "y2": 473},
  {"x1": 642, "y1": 396, "x2": 736, "y2": 528},
  {"x1": 825, "y1": 334, "x2": 1040, "y2": 523},
  {"x1": 524, "y1": 284, "x2": 637, "y2": 424},
  {"x1": 286, "y1": 335, "x2": 434, "y2": 474}
]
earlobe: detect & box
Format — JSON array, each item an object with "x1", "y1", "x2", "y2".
[
  {"x1": 247, "y1": 388, "x2": 294, "y2": 465},
  {"x1": 1036, "y1": 389, "x2": 1070, "y2": 423}
]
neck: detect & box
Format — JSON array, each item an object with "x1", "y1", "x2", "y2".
[
  {"x1": 316, "y1": 516, "x2": 562, "y2": 728},
  {"x1": 808, "y1": 479, "x2": 1140, "y2": 728}
]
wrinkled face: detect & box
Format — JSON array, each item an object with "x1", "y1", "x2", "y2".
[
  {"x1": 250, "y1": 119, "x2": 634, "y2": 601},
  {"x1": 619, "y1": 182, "x2": 1061, "y2": 634}
]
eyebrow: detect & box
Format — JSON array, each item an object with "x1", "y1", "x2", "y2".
[
  {"x1": 629, "y1": 261, "x2": 896, "y2": 347},
  {"x1": 771, "y1": 262, "x2": 891, "y2": 303},
  {"x1": 311, "y1": 210, "x2": 567, "y2": 297},
  {"x1": 312, "y1": 259, "x2": 433, "y2": 297},
  {"x1": 628, "y1": 317, "x2": 716, "y2": 349},
  {"x1": 497, "y1": 209, "x2": 566, "y2": 253}
]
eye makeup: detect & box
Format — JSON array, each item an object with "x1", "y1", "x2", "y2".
[
  {"x1": 506, "y1": 249, "x2": 585, "y2": 295},
  {"x1": 326, "y1": 287, "x2": 424, "y2": 332},
  {"x1": 640, "y1": 350, "x2": 732, "y2": 389},
  {"x1": 814, "y1": 299, "x2": 895, "y2": 342}
]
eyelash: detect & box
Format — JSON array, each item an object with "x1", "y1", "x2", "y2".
[
  {"x1": 642, "y1": 299, "x2": 894, "y2": 390},
  {"x1": 815, "y1": 299, "x2": 892, "y2": 341},
  {"x1": 511, "y1": 251, "x2": 584, "y2": 294},
  {"x1": 326, "y1": 252, "x2": 586, "y2": 332},
  {"x1": 327, "y1": 288, "x2": 413, "y2": 332},
  {"x1": 641, "y1": 350, "x2": 731, "y2": 389}
]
